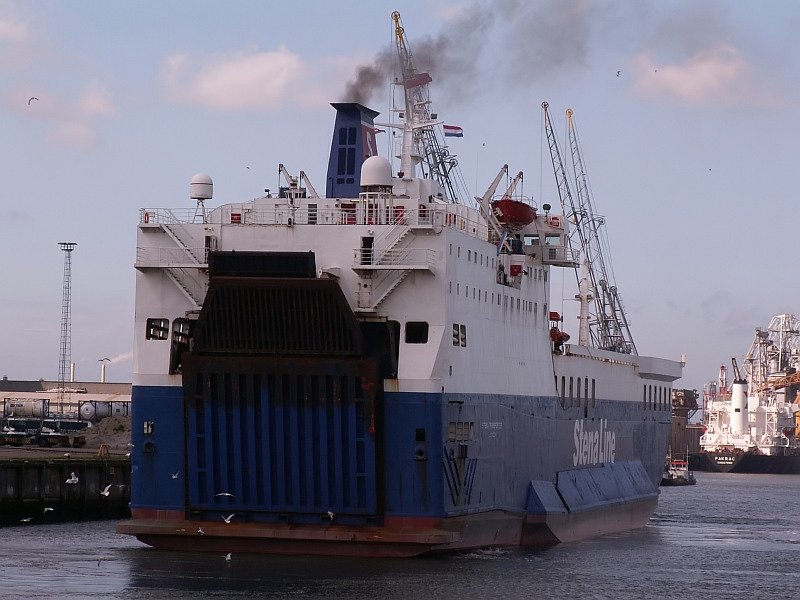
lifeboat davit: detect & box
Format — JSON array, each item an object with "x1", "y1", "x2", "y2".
[{"x1": 491, "y1": 198, "x2": 536, "y2": 230}]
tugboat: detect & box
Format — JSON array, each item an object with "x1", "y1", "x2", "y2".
[{"x1": 660, "y1": 450, "x2": 696, "y2": 486}]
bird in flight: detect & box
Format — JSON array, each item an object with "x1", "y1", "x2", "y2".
[
  {"x1": 101, "y1": 484, "x2": 113, "y2": 497},
  {"x1": 326, "y1": 510, "x2": 335, "y2": 521},
  {"x1": 170, "y1": 471, "x2": 180, "y2": 479},
  {"x1": 44, "y1": 507, "x2": 54, "y2": 513},
  {"x1": 616, "y1": 70, "x2": 621, "y2": 77},
  {"x1": 215, "y1": 492, "x2": 235, "y2": 498},
  {"x1": 222, "y1": 513, "x2": 235, "y2": 524},
  {"x1": 28, "y1": 96, "x2": 38, "y2": 105},
  {"x1": 66, "y1": 472, "x2": 79, "y2": 484},
  {"x1": 224, "y1": 552, "x2": 232, "y2": 561},
  {"x1": 197, "y1": 527, "x2": 205, "y2": 535},
  {"x1": 19, "y1": 517, "x2": 33, "y2": 523}
]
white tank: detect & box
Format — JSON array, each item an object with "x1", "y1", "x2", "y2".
[
  {"x1": 730, "y1": 382, "x2": 748, "y2": 435},
  {"x1": 4, "y1": 398, "x2": 48, "y2": 418},
  {"x1": 360, "y1": 156, "x2": 392, "y2": 188},
  {"x1": 190, "y1": 173, "x2": 213, "y2": 199}
]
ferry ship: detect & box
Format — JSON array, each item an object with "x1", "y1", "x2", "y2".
[
  {"x1": 117, "y1": 12, "x2": 681, "y2": 556},
  {"x1": 692, "y1": 314, "x2": 800, "y2": 474}
]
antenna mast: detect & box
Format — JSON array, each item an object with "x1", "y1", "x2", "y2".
[
  {"x1": 57, "y1": 242, "x2": 77, "y2": 413},
  {"x1": 391, "y1": 11, "x2": 470, "y2": 204}
]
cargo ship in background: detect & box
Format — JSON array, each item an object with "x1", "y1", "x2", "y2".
[
  {"x1": 692, "y1": 314, "x2": 800, "y2": 474},
  {"x1": 117, "y1": 12, "x2": 682, "y2": 556}
]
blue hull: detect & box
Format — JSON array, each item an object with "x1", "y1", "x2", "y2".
[{"x1": 120, "y1": 377, "x2": 669, "y2": 555}]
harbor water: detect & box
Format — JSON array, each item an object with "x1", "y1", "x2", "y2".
[{"x1": 2, "y1": 472, "x2": 799, "y2": 599}]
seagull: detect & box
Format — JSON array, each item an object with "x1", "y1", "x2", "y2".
[
  {"x1": 28, "y1": 96, "x2": 38, "y2": 105},
  {"x1": 170, "y1": 471, "x2": 180, "y2": 479},
  {"x1": 197, "y1": 527, "x2": 205, "y2": 535},
  {"x1": 224, "y1": 552, "x2": 232, "y2": 561},
  {"x1": 101, "y1": 484, "x2": 112, "y2": 497},
  {"x1": 63, "y1": 453, "x2": 71, "y2": 458},
  {"x1": 43, "y1": 507, "x2": 54, "y2": 513},
  {"x1": 222, "y1": 513, "x2": 235, "y2": 524},
  {"x1": 326, "y1": 510, "x2": 335, "y2": 521},
  {"x1": 20, "y1": 517, "x2": 33, "y2": 523},
  {"x1": 616, "y1": 70, "x2": 621, "y2": 77},
  {"x1": 215, "y1": 492, "x2": 235, "y2": 498},
  {"x1": 66, "y1": 472, "x2": 79, "y2": 484}
]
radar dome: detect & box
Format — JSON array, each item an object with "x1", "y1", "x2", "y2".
[
  {"x1": 190, "y1": 173, "x2": 213, "y2": 200},
  {"x1": 360, "y1": 156, "x2": 392, "y2": 188}
]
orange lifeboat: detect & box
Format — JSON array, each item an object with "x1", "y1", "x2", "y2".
[{"x1": 491, "y1": 198, "x2": 536, "y2": 231}]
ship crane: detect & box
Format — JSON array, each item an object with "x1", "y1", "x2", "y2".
[
  {"x1": 475, "y1": 164, "x2": 514, "y2": 253},
  {"x1": 731, "y1": 357, "x2": 746, "y2": 384},
  {"x1": 500, "y1": 171, "x2": 524, "y2": 200},
  {"x1": 390, "y1": 11, "x2": 470, "y2": 204},
  {"x1": 542, "y1": 101, "x2": 637, "y2": 355}
]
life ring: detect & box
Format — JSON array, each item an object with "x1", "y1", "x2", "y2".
[{"x1": 143, "y1": 211, "x2": 150, "y2": 223}]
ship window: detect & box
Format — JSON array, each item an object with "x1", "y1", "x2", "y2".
[
  {"x1": 346, "y1": 148, "x2": 356, "y2": 175},
  {"x1": 308, "y1": 204, "x2": 317, "y2": 224},
  {"x1": 452, "y1": 324, "x2": 459, "y2": 346},
  {"x1": 592, "y1": 379, "x2": 596, "y2": 407},
  {"x1": 460, "y1": 324, "x2": 467, "y2": 347},
  {"x1": 560, "y1": 376, "x2": 566, "y2": 407},
  {"x1": 545, "y1": 234, "x2": 560, "y2": 246},
  {"x1": 338, "y1": 127, "x2": 348, "y2": 145},
  {"x1": 448, "y1": 422, "x2": 456, "y2": 442},
  {"x1": 348, "y1": 127, "x2": 357, "y2": 145},
  {"x1": 585, "y1": 378, "x2": 589, "y2": 406},
  {"x1": 337, "y1": 147, "x2": 346, "y2": 175},
  {"x1": 544, "y1": 271, "x2": 547, "y2": 282},
  {"x1": 405, "y1": 321, "x2": 429, "y2": 344},
  {"x1": 524, "y1": 234, "x2": 540, "y2": 247},
  {"x1": 577, "y1": 378, "x2": 581, "y2": 404},
  {"x1": 145, "y1": 318, "x2": 169, "y2": 340},
  {"x1": 643, "y1": 386, "x2": 647, "y2": 409},
  {"x1": 449, "y1": 281, "x2": 452, "y2": 294},
  {"x1": 484, "y1": 291, "x2": 487, "y2": 302},
  {"x1": 457, "y1": 283, "x2": 460, "y2": 294},
  {"x1": 449, "y1": 243, "x2": 452, "y2": 255},
  {"x1": 458, "y1": 246, "x2": 461, "y2": 257},
  {"x1": 169, "y1": 318, "x2": 191, "y2": 374},
  {"x1": 468, "y1": 249, "x2": 471, "y2": 261}
]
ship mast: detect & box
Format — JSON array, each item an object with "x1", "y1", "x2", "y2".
[
  {"x1": 542, "y1": 101, "x2": 636, "y2": 355},
  {"x1": 390, "y1": 11, "x2": 469, "y2": 203}
]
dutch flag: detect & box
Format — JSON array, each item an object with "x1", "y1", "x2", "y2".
[{"x1": 443, "y1": 124, "x2": 463, "y2": 138}]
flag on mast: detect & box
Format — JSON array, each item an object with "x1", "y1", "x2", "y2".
[{"x1": 443, "y1": 124, "x2": 463, "y2": 138}]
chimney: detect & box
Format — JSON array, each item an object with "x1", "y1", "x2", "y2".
[{"x1": 326, "y1": 103, "x2": 380, "y2": 199}]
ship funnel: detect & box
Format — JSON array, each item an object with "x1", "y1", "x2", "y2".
[
  {"x1": 730, "y1": 381, "x2": 748, "y2": 436},
  {"x1": 326, "y1": 103, "x2": 380, "y2": 198}
]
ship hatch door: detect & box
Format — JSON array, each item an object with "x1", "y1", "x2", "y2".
[{"x1": 183, "y1": 356, "x2": 379, "y2": 522}]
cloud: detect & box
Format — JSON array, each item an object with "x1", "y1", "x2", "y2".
[
  {"x1": 78, "y1": 81, "x2": 116, "y2": 117},
  {"x1": 161, "y1": 46, "x2": 317, "y2": 111},
  {"x1": 0, "y1": 15, "x2": 29, "y2": 43},
  {"x1": 632, "y1": 43, "x2": 785, "y2": 107}
]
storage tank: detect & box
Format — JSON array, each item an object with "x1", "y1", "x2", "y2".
[
  {"x1": 79, "y1": 401, "x2": 130, "y2": 422},
  {"x1": 3, "y1": 398, "x2": 49, "y2": 418}
]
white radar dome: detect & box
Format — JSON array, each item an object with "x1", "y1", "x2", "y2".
[
  {"x1": 190, "y1": 173, "x2": 213, "y2": 200},
  {"x1": 360, "y1": 156, "x2": 392, "y2": 188}
]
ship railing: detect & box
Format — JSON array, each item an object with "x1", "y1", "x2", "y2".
[
  {"x1": 141, "y1": 204, "x2": 487, "y2": 235},
  {"x1": 140, "y1": 208, "x2": 202, "y2": 225},
  {"x1": 352, "y1": 247, "x2": 437, "y2": 269},
  {"x1": 135, "y1": 246, "x2": 209, "y2": 267}
]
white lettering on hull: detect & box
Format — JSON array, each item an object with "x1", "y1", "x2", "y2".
[{"x1": 573, "y1": 419, "x2": 616, "y2": 466}]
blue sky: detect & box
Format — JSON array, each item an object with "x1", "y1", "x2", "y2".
[{"x1": 1, "y1": 0, "x2": 799, "y2": 392}]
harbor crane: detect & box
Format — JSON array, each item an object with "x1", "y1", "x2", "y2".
[{"x1": 542, "y1": 101, "x2": 637, "y2": 355}]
